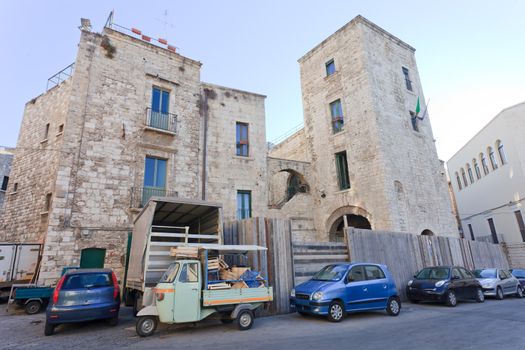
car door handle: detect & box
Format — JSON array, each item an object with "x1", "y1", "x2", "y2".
[
  {"x1": 362, "y1": 287, "x2": 368, "y2": 292},
  {"x1": 383, "y1": 284, "x2": 387, "y2": 289}
]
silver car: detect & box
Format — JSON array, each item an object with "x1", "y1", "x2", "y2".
[{"x1": 473, "y1": 268, "x2": 524, "y2": 299}]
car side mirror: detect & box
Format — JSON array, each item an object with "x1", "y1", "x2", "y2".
[
  {"x1": 451, "y1": 276, "x2": 460, "y2": 280},
  {"x1": 346, "y1": 278, "x2": 354, "y2": 284}
]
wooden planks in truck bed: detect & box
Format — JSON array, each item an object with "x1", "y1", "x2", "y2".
[{"x1": 202, "y1": 287, "x2": 273, "y2": 306}]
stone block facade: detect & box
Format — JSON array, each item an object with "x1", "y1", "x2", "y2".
[{"x1": 0, "y1": 147, "x2": 14, "y2": 214}]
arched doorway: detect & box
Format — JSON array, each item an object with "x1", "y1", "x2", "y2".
[
  {"x1": 328, "y1": 211, "x2": 372, "y2": 242},
  {"x1": 269, "y1": 169, "x2": 309, "y2": 208},
  {"x1": 80, "y1": 248, "x2": 106, "y2": 268},
  {"x1": 421, "y1": 229, "x2": 434, "y2": 236}
]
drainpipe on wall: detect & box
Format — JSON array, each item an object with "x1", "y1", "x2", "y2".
[{"x1": 201, "y1": 89, "x2": 209, "y2": 200}]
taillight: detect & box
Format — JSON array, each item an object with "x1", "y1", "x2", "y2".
[
  {"x1": 111, "y1": 272, "x2": 119, "y2": 299},
  {"x1": 52, "y1": 275, "x2": 67, "y2": 305}
]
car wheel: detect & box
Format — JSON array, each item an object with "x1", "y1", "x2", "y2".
[
  {"x1": 236, "y1": 310, "x2": 254, "y2": 331},
  {"x1": 475, "y1": 288, "x2": 485, "y2": 303},
  {"x1": 386, "y1": 297, "x2": 401, "y2": 316},
  {"x1": 445, "y1": 290, "x2": 457, "y2": 307},
  {"x1": 25, "y1": 300, "x2": 42, "y2": 315},
  {"x1": 44, "y1": 321, "x2": 55, "y2": 336},
  {"x1": 516, "y1": 285, "x2": 524, "y2": 298},
  {"x1": 327, "y1": 301, "x2": 345, "y2": 322},
  {"x1": 496, "y1": 287, "x2": 504, "y2": 300},
  {"x1": 108, "y1": 316, "x2": 119, "y2": 326},
  {"x1": 136, "y1": 316, "x2": 158, "y2": 337}
]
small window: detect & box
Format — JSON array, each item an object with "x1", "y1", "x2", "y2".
[
  {"x1": 455, "y1": 172, "x2": 462, "y2": 190},
  {"x1": 151, "y1": 87, "x2": 170, "y2": 114},
  {"x1": 43, "y1": 123, "x2": 50, "y2": 140},
  {"x1": 237, "y1": 190, "x2": 252, "y2": 219},
  {"x1": 487, "y1": 218, "x2": 499, "y2": 244},
  {"x1": 402, "y1": 67, "x2": 413, "y2": 91},
  {"x1": 236, "y1": 122, "x2": 249, "y2": 157},
  {"x1": 410, "y1": 111, "x2": 419, "y2": 131},
  {"x1": 461, "y1": 168, "x2": 468, "y2": 188},
  {"x1": 364, "y1": 265, "x2": 386, "y2": 280},
  {"x1": 468, "y1": 223, "x2": 475, "y2": 241},
  {"x1": 467, "y1": 164, "x2": 474, "y2": 184},
  {"x1": 325, "y1": 59, "x2": 335, "y2": 76},
  {"x1": 347, "y1": 266, "x2": 365, "y2": 282},
  {"x1": 1, "y1": 176, "x2": 8, "y2": 191},
  {"x1": 179, "y1": 263, "x2": 198, "y2": 283},
  {"x1": 497, "y1": 140, "x2": 507, "y2": 165},
  {"x1": 44, "y1": 193, "x2": 52, "y2": 212},
  {"x1": 335, "y1": 151, "x2": 350, "y2": 190},
  {"x1": 13, "y1": 182, "x2": 18, "y2": 193},
  {"x1": 330, "y1": 99, "x2": 344, "y2": 133},
  {"x1": 480, "y1": 153, "x2": 489, "y2": 175},
  {"x1": 488, "y1": 147, "x2": 498, "y2": 170},
  {"x1": 514, "y1": 210, "x2": 525, "y2": 242},
  {"x1": 58, "y1": 124, "x2": 64, "y2": 134},
  {"x1": 473, "y1": 159, "x2": 481, "y2": 180}
]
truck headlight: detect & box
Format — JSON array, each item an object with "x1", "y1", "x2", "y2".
[
  {"x1": 435, "y1": 280, "x2": 447, "y2": 288},
  {"x1": 290, "y1": 289, "x2": 295, "y2": 298},
  {"x1": 312, "y1": 291, "x2": 324, "y2": 301},
  {"x1": 407, "y1": 280, "x2": 413, "y2": 287}
]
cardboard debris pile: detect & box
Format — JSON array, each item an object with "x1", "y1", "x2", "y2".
[{"x1": 169, "y1": 246, "x2": 266, "y2": 290}]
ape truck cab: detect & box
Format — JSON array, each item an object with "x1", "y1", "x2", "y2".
[{"x1": 136, "y1": 245, "x2": 273, "y2": 337}]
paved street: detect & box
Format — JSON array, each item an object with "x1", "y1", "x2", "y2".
[{"x1": 1, "y1": 298, "x2": 524, "y2": 350}]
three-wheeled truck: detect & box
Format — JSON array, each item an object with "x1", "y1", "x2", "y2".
[{"x1": 136, "y1": 245, "x2": 273, "y2": 336}]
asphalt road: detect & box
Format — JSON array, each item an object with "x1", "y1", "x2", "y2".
[{"x1": 1, "y1": 297, "x2": 524, "y2": 350}]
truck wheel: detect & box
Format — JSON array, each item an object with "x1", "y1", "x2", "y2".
[
  {"x1": 44, "y1": 321, "x2": 55, "y2": 336},
  {"x1": 236, "y1": 310, "x2": 254, "y2": 331},
  {"x1": 136, "y1": 316, "x2": 157, "y2": 337},
  {"x1": 25, "y1": 300, "x2": 42, "y2": 315},
  {"x1": 386, "y1": 297, "x2": 401, "y2": 316}
]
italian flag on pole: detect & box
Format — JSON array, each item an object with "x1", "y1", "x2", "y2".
[{"x1": 415, "y1": 97, "x2": 421, "y2": 117}]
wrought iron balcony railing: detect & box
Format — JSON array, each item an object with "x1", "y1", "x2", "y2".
[
  {"x1": 130, "y1": 187, "x2": 179, "y2": 208},
  {"x1": 145, "y1": 108, "x2": 177, "y2": 134}
]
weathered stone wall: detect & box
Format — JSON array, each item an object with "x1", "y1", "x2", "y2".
[
  {"x1": 0, "y1": 147, "x2": 14, "y2": 214},
  {"x1": 0, "y1": 80, "x2": 71, "y2": 244},
  {"x1": 203, "y1": 83, "x2": 267, "y2": 222},
  {"x1": 289, "y1": 16, "x2": 457, "y2": 239},
  {"x1": 269, "y1": 128, "x2": 310, "y2": 162}
]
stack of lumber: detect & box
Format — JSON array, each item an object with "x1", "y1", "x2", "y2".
[
  {"x1": 170, "y1": 246, "x2": 198, "y2": 258},
  {"x1": 219, "y1": 267, "x2": 250, "y2": 281},
  {"x1": 208, "y1": 258, "x2": 220, "y2": 270}
]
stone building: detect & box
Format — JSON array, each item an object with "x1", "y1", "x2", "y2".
[
  {"x1": 0, "y1": 20, "x2": 267, "y2": 283},
  {"x1": 0, "y1": 146, "x2": 15, "y2": 214},
  {"x1": 268, "y1": 16, "x2": 458, "y2": 241},
  {"x1": 447, "y1": 102, "x2": 525, "y2": 244}
]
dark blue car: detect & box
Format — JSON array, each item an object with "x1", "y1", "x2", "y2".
[
  {"x1": 290, "y1": 263, "x2": 400, "y2": 322},
  {"x1": 45, "y1": 268, "x2": 120, "y2": 336}
]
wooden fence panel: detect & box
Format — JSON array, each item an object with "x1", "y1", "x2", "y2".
[{"x1": 347, "y1": 229, "x2": 509, "y2": 300}]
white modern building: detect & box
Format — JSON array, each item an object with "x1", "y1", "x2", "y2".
[{"x1": 447, "y1": 102, "x2": 525, "y2": 243}]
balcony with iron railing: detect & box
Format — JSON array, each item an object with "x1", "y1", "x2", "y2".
[
  {"x1": 130, "y1": 187, "x2": 179, "y2": 208},
  {"x1": 144, "y1": 108, "x2": 177, "y2": 134}
]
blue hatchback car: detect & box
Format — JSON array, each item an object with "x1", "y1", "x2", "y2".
[
  {"x1": 45, "y1": 268, "x2": 120, "y2": 336},
  {"x1": 290, "y1": 263, "x2": 400, "y2": 322}
]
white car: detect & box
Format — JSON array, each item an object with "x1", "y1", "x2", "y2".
[{"x1": 473, "y1": 268, "x2": 524, "y2": 300}]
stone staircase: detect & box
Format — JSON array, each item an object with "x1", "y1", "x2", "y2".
[{"x1": 292, "y1": 242, "x2": 350, "y2": 285}]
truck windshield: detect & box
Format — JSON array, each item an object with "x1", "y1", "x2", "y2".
[
  {"x1": 312, "y1": 265, "x2": 347, "y2": 281},
  {"x1": 160, "y1": 263, "x2": 180, "y2": 283}
]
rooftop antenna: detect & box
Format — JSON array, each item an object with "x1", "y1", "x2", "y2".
[
  {"x1": 105, "y1": 10, "x2": 114, "y2": 28},
  {"x1": 155, "y1": 9, "x2": 175, "y2": 38}
]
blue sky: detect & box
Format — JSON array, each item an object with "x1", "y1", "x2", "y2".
[{"x1": 1, "y1": 0, "x2": 524, "y2": 160}]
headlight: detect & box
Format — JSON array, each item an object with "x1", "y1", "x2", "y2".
[
  {"x1": 482, "y1": 282, "x2": 494, "y2": 288},
  {"x1": 407, "y1": 280, "x2": 413, "y2": 287},
  {"x1": 312, "y1": 291, "x2": 324, "y2": 301},
  {"x1": 435, "y1": 280, "x2": 447, "y2": 288},
  {"x1": 290, "y1": 289, "x2": 295, "y2": 298}
]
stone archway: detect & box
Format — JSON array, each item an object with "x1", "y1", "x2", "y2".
[
  {"x1": 326, "y1": 206, "x2": 372, "y2": 242},
  {"x1": 421, "y1": 229, "x2": 435, "y2": 236},
  {"x1": 269, "y1": 168, "x2": 309, "y2": 208}
]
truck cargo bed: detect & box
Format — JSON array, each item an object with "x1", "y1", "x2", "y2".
[{"x1": 202, "y1": 287, "x2": 273, "y2": 307}]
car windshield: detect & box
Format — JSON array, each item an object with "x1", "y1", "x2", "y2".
[
  {"x1": 312, "y1": 265, "x2": 347, "y2": 281},
  {"x1": 473, "y1": 269, "x2": 497, "y2": 279},
  {"x1": 415, "y1": 267, "x2": 450, "y2": 280},
  {"x1": 511, "y1": 269, "x2": 525, "y2": 279},
  {"x1": 62, "y1": 273, "x2": 112, "y2": 290},
  {"x1": 160, "y1": 263, "x2": 180, "y2": 283}
]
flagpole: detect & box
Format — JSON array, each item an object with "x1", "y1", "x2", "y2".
[{"x1": 418, "y1": 98, "x2": 430, "y2": 120}]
